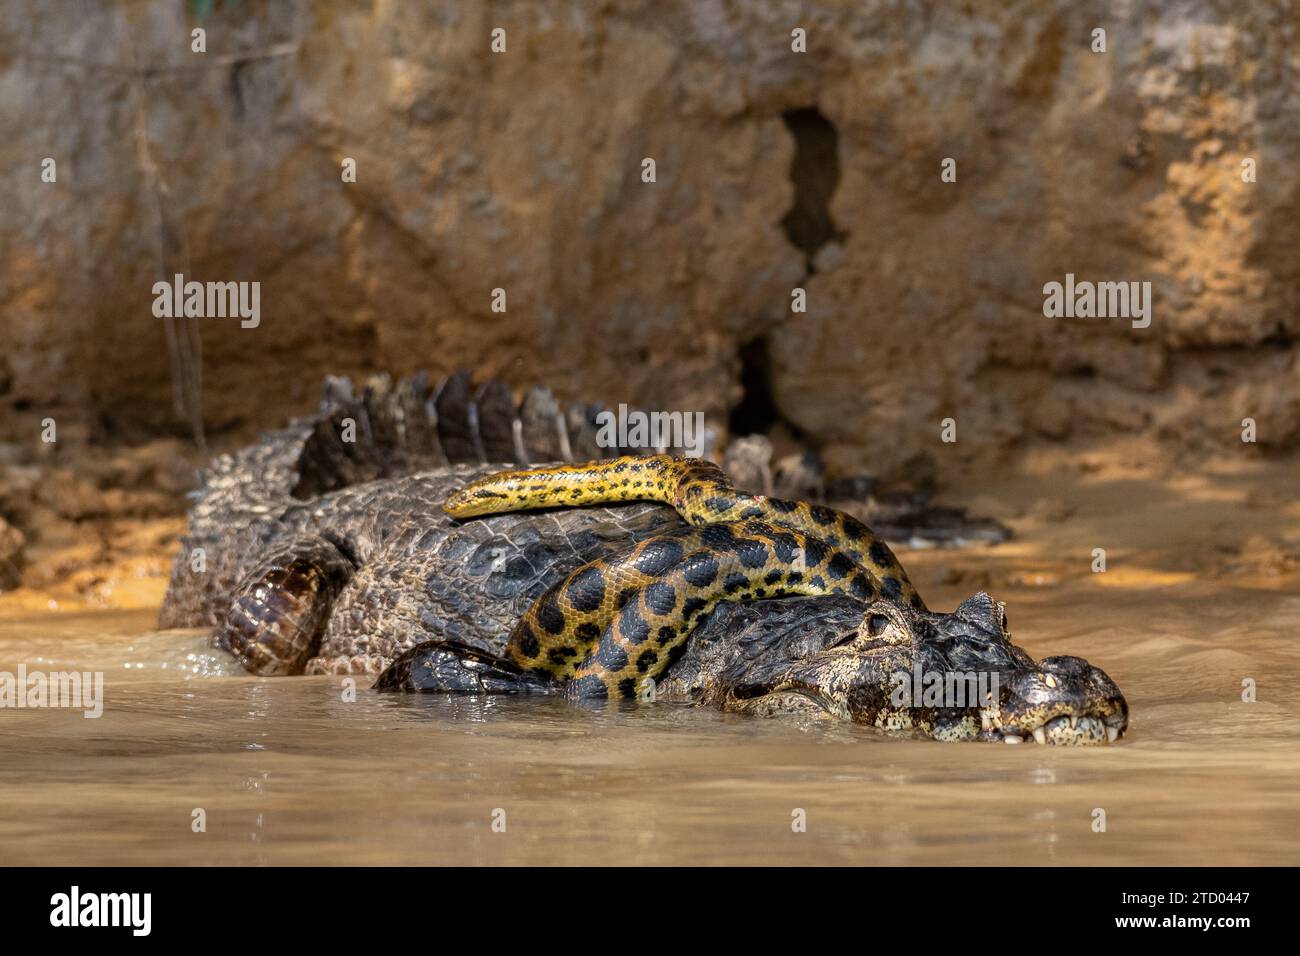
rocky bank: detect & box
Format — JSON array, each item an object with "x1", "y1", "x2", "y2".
[{"x1": 1, "y1": 0, "x2": 1298, "y2": 603}]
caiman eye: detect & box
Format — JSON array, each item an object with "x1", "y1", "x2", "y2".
[{"x1": 866, "y1": 614, "x2": 890, "y2": 637}]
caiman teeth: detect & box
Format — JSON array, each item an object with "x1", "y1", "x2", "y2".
[
  {"x1": 1107, "y1": 725, "x2": 1120, "y2": 742},
  {"x1": 1032, "y1": 726, "x2": 1047, "y2": 745},
  {"x1": 981, "y1": 714, "x2": 994, "y2": 731},
  {"x1": 1004, "y1": 734, "x2": 1023, "y2": 744}
]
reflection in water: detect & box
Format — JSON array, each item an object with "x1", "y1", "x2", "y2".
[{"x1": 0, "y1": 582, "x2": 1298, "y2": 865}]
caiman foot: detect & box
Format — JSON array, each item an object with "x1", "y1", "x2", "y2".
[
  {"x1": 374, "y1": 641, "x2": 555, "y2": 695},
  {"x1": 215, "y1": 534, "x2": 354, "y2": 676}
]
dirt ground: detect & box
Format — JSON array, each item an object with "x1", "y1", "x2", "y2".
[{"x1": 1, "y1": 435, "x2": 1295, "y2": 622}]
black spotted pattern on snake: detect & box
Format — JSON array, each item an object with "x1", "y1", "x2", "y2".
[{"x1": 443, "y1": 455, "x2": 923, "y2": 698}]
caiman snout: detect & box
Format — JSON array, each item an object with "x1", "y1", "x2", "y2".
[{"x1": 987, "y1": 655, "x2": 1129, "y2": 745}]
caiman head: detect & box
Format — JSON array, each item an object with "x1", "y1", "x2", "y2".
[{"x1": 666, "y1": 592, "x2": 1129, "y2": 745}]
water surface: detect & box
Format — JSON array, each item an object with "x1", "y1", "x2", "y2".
[{"x1": 2, "y1": 578, "x2": 1296, "y2": 865}]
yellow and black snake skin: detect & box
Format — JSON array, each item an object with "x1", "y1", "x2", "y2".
[{"x1": 443, "y1": 455, "x2": 925, "y2": 699}]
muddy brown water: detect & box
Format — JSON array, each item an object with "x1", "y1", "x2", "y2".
[
  {"x1": 1, "y1": 458, "x2": 1298, "y2": 865},
  {"x1": 0, "y1": 583, "x2": 1296, "y2": 866}
]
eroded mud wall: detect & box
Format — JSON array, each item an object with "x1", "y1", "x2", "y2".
[{"x1": 2, "y1": 0, "x2": 1298, "y2": 478}]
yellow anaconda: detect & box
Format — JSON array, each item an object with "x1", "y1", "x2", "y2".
[{"x1": 443, "y1": 455, "x2": 926, "y2": 699}]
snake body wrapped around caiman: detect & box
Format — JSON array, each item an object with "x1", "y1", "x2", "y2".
[
  {"x1": 441, "y1": 455, "x2": 920, "y2": 699},
  {"x1": 161, "y1": 371, "x2": 1129, "y2": 744}
]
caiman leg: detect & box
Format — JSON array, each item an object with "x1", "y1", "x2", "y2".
[
  {"x1": 442, "y1": 454, "x2": 925, "y2": 610},
  {"x1": 215, "y1": 534, "x2": 355, "y2": 676}
]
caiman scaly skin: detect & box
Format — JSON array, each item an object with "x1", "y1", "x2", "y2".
[
  {"x1": 161, "y1": 373, "x2": 1129, "y2": 744},
  {"x1": 443, "y1": 455, "x2": 924, "y2": 608},
  {"x1": 443, "y1": 456, "x2": 917, "y2": 698}
]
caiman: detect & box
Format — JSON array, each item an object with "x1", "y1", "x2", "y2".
[{"x1": 160, "y1": 371, "x2": 1128, "y2": 745}]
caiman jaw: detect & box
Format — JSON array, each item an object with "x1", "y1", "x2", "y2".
[
  {"x1": 982, "y1": 656, "x2": 1130, "y2": 746},
  {"x1": 980, "y1": 712, "x2": 1126, "y2": 746}
]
